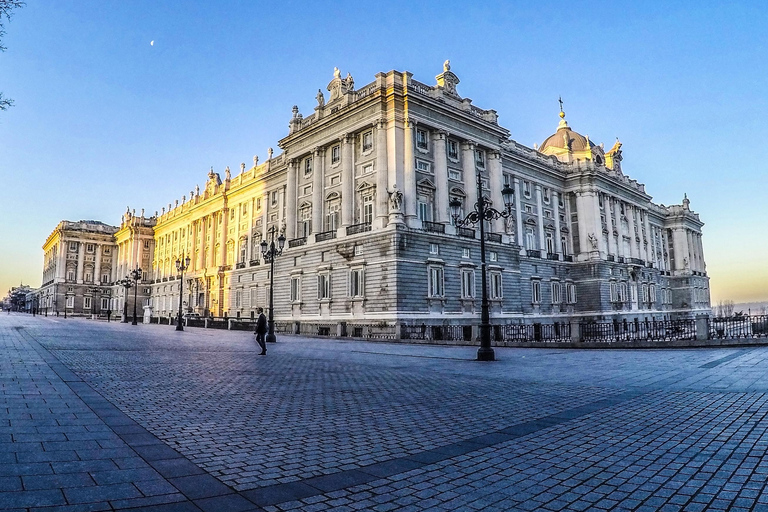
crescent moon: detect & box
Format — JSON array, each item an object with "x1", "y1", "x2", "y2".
[{"x1": 150, "y1": 40, "x2": 154, "y2": 46}]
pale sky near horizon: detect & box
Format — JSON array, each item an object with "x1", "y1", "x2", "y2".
[{"x1": 1, "y1": 1, "x2": 767, "y2": 303}]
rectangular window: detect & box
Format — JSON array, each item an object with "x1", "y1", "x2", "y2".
[
  {"x1": 303, "y1": 185, "x2": 312, "y2": 196},
  {"x1": 462, "y1": 248, "x2": 471, "y2": 259},
  {"x1": 428, "y1": 266, "x2": 444, "y2": 297},
  {"x1": 531, "y1": 280, "x2": 541, "y2": 304},
  {"x1": 490, "y1": 272, "x2": 503, "y2": 299},
  {"x1": 350, "y1": 268, "x2": 364, "y2": 298},
  {"x1": 415, "y1": 160, "x2": 431, "y2": 173},
  {"x1": 416, "y1": 129, "x2": 428, "y2": 150},
  {"x1": 543, "y1": 188, "x2": 551, "y2": 204},
  {"x1": 362, "y1": 194, "x2": 374, "y2": 224},
  {"x1": 305, "y1": 158, "x2": 312, "y2": 175},
  {"x1": 448, "y1": 140, "x2": 459, "y2": 160},
  {"x1": 475, "y1": 149, "x2": 485, "y2": 168},
  {"x1": 318, "y1": 273, "x2": 330, "y2": 300},
  {"x1": 291, "y1": 277, "x2": 300, "y2": 302},
  {"x1": 649, "y1": 284, "x2": 656, "y2": 303},
  {"x1": 566, "y1": 283, "x2": 576, "y2": 304},
  {"x1": 331, "y1": 145, "x2": 340, "y2": 164},
  {"x1": 67, "y1": 270, "x2": 75, "y2": 281},
  {"x1": 86, "y1": 244, "x2": 95, "y2": 253},
  {"x1": 362, "y1": 131, "x2": 373, "y2": 151},
  {"x1": 489, "y1": 251, "x2": 498, "y2": 262},
  {"x1": 429, "y1": 243, "x2": 439, "y2": 255},
  {"x1": 551, "y1": 281, "x2": 561, "y2": 304},
  {"x1": 610, "y1": 281, "x2": 618, "y2": 302},
  {"x1": 418, "y1": 200, "x2": 432, "y2": 222},
  {"x1": 619, "y1": 282, "x2": 627, "y2": 302},
  {"x1": 461, "y1": 269, "x2": 475, "y2": 299},
  {"x1": 101, "y1": 297, "x2": 109, "y2": 310},
  {"x1": 69, "y1": 242, "x2": 78, "y2": 251},
  {"x1": 66, "y1": 296, "x2": 74, "y2": 308},
  {"x1": 235, "y1": 290, "x2": 242, "y2": 308},
  {"x1": 250, "y1": 287, "x2": 258, "y2": 307},
  {"x1": 84, "y1": 297, "x2": 92, "y2": 309},
  {"x1": 448, "y1": 169, "x2": 462, "y2": 181},
  {"x1": 362, "y1": 164, "x2": 373, "y2": 175}
]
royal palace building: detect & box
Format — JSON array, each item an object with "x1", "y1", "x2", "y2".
[{"x1": 39, "y1": 63, "x2": 711, "y2": 334}]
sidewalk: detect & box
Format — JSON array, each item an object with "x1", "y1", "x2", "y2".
[{"x1": 3, "y1": 313, "x2": 768, "y2": 511}]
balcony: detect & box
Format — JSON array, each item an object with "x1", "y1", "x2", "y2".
[
  {"x1": 485, "y1": 233, "x2": 502, "y2": 243},
  {"x1": 617, "y1": 256, "x2": 625, "y2": 263},
  {"x1": 235, "y1": 262, "x2": 246, "y2": 269},
  {"x1": 249, "y1": 259, "x2": 261, "y2": 267},
  {"x1": 546, "y1": 252, "x2": 560, "y2": 261},
  {"x1": 563, "y1": 255, "x2": 574, "y2": 262},
  {"x1": 422, "y1": 221, "x2": 445, "y2": 234},
  {"x1": 526, "y1": 249, "x2": 542, "y2": 258},
  {"x1": 457, "y1": 227, "x2": 475, "y2": 239},
  {"x1": 346, "y1": 222, "x2": 372, "y2": 235},
  {"x1": 628, "y1": 257, "x2": 645, "y2": 266},
  {"x1": 288, "y1": 237, "x2": 307, "y2": 248},
  {"x1": 315, "y1": 231, "x2": 337, "y2": 242},
  {"x1": 606, "y1": 254, "x2": 615, "y2": 262}
]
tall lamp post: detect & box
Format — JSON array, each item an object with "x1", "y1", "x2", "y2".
[
  {"x1": 129, "y1": 267, "x2": 142, "y2": 325},
  {"x1": 260, "y1": 226, "x2": 285, "y2": 343},
  {"x1": 175, "y1": 256, "x2": 191, "y2": 331},
  {"x1": 117, "y1": 277, "x2": 132, "y2": 323},
  {"x1": 449, "y1": 173, "x2": 515, "y2": 362}
]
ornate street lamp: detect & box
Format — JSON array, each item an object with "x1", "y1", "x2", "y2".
[
  {"x1": 449, "y1": 172, "x2": 514, "y2": 362},
  {"x1": 117, "y1": 277, "x2": 132, "y2": 323},
  {"x1": 260, "y1": 226, "x2": 286, "y2": 343},
  {"x1": 128, "y1": 267, "x2": 142, "y2": 325},
  {"x1": 175, "y1": 256, "x2": 191, "y2": 331}
]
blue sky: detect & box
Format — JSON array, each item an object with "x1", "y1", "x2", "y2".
[{"x1": 1, "y1": 1, "x2": 767, "y2": 303}]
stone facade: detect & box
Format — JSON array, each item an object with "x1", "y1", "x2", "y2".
[
  {"x1": 39, "y1": 63, "x2": 711, "y2": 333},
  {"x1": 38, "y1": 220, "x2": 118, "y2": 317}
]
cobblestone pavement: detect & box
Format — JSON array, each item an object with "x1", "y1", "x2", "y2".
[{"x1": 3, "y1": 314, "x2": 768, "y2": 511}]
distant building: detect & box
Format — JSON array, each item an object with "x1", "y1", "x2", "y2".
[
  {"x1": 38, "y1": 220, "x2": 118, "y2": 317},
  {"x1": 39, "y1": 63, "x2": 711, "y2": 334}
]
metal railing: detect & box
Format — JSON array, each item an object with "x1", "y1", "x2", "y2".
[
  {"x1": 249, "y1": 259, "x2": 261, "y2": 266},
  {"x1": 401, "y1": 324, "x2": 471, "y2": 342},
  {"x1": 346, "y1": 222, "x2": 372, "y2": 235},
  {"x1": 496, "y1": 323, "x2": 571, "y2": 343},
  {"x1": 710, "y1": 315, "x2": 768, "y2": 339},
  {"x1": 235, "y1": 262, "x2": 246, "y2": 269},
  {"x1": 581, "y1": 319, "x2": 696, "y2": 342},
  {"x1": 457, "y1": 227, "x2": 475, "y2": 239},
  {"x1": 546, "y1": 252, "x2": 560, "y2": 261},
  {"x1": 288, "y1": 237, "x2": 306, "y2": 248},
  {"x1": 526, "y1": 249, "x2": 541, "y2": 258},
  {"x1": 422, "y1": 221, "x2": 446, "y2": 234},
  {"x1": 315, "y1": 230, "x2": 337, "y2": 242},
  {"x1": 485, "y1": 233, "x2": 502, "y2": 243}
]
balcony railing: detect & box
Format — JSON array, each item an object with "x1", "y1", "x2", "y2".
[
  {"x1": 457, "y1": 227, "x2": 475, "y2": 238},
  {"x1": 546, "y1": 252, "x2": 560, "y2": 261},
  {"x1": 288, "y1": 237, "x2": 307, "y2": 248},
  {"x1": 628, "y1": 257, "x2": 645, "y2": 266},
  {"x1": 606, "y1": 254, "x2": 615, "y2": 262},
  {"x1": 422, "y1": 221, "x2": 445, "y2": 234},
  {"x1": 315, "y1": 230, "x2": 337, "y2": 242},
  {"x1": 617, "y1": 256, "x2": 625, "y2": 263},
  {"x1": 485, "y1": 233, "x2": 502, "y2": 243},
  {"x1": 526, "y1": 249, "x2": 542, "y2": 258},
  {"x1": 249, "y1": 259, "x2": 261, "y2": 267},
  {"x1": 346, "y1": 222, "x2": 372, "y2": 235},
  {"x1": 235, "y1": 262, "x2": 246, "y2": 269},
  {"x1": 563, "y1": 255, "x2": 573, "y2": 262}
]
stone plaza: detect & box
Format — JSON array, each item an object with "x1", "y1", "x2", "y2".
[{"x1": 3, "y1": 313, "x2": 768, "y2": 511}]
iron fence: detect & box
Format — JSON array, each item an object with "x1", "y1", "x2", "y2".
[
  {"x1": 401, "y1": 324, "x2": 472, "y2": 342},
  {"x1": 710, "y1": 315, "x2": 768, "y2": 339},
  {"x1": 496, "y1": 323, "x2": 571, "y2": 343},
  {"x1": 581, "y1": 319, "x2": 696, "y2": 342}
]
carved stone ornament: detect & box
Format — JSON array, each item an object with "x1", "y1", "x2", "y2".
[
  {"x1": 435, "y1": 60, "x2": 461, "y2": 98},
  {"x1": 336, "y1": 243, "x2": 356, "y2": 259},
  {"x1": 327, "y1": 68, "x2": 355, "y2": 103},
  {"x1": 588, "y1": 232, "x2": 599, "y2": 250},
  {"x1": 388, "y1": 186, "x2": 403, "y2": 212}
]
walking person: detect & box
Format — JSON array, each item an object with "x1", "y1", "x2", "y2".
[
  {"x1": 254, "y1": 308, "x2": 267, "y2": 355},
  {"x1": 106, "y1": 309, "x2": 112, "y2": 322}
]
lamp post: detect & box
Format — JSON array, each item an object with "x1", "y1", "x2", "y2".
[
  {"x1": 175, "y1": 256, "x2": 191, "y2": 331},
  {"x1": 260, "y1": 226, "x2": 286, "y2": 343},
  {"x1": 128, "y1": 267, "x2": 142, "y2": 325},
  {"x1": 117, "y1": 277, "x2": 132, "y2": 323},
  {"x1": 449, "y1": 171, "x2": 515, "y2": 362}
]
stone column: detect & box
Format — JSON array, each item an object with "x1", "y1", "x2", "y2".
[
  {"x1": 593, "y1": 192, "x2": 607, "y2": 255},
  {"x1": 605, "y1": 197, "x2": 616, "y2": 257},
  {"x1": 94, "y1": 244, "x2": 102, "y2": 284},
  {"x1": 433, "y1": 130, "x2": 449, "y2": 224},
  {"x1": 643, "y1": 211, "x2": 653, "y2": 263},
  {"x1": 697, "y1": 234, "x2": 706, "y2": 272},
  {"x1": 375, "y1": 120, "x2": 389, "y2": 228},
  {"x1": 672, "y1": 228, "x2": 688, "y2": 273},
  {"x1": 312, "y1": 148, "x2": 325, "y2": 234},
  {"x1": 461, "y1": 141, "x2": 477, "y2": 227},
  {"x1": 261, "y1": 194, "x2": 269, "y2": 241},
  {"x1": 553, "y1": 191, "x2": 562, "y2": 256},
  {"x1": 635, "y1": 208, "x2": 644, "y2": 262},
  {"x1": 76, "y1": 241, "x2": 85, "y2": 283},
  {"x1": 535, "y1": 185, "x2": 546, "y2": 252},
  {"x1": 687, "y1": 230, "x2": 697, "y2": 271},
  {"x1": 403, "y1": 120, "x2": 417, "y2": 225},
  {"x1": 57, "y1": 240, "x2": 67, "y2": 281},
  {"x1": 341, "y1": 134, "x2": 355, "y2": 229},
  {"x1": 574, "y1": 191, "x2": 592, "y2": 257},
  {"x1": 662, "y1": 229, "x2": 671, "y2": 270},
  {"x1": 488, "y1": 151, "x2": 504, "y2": 234},
  {"x1": 220, "y1": 209, "x2": 228, "y2": 268},
  {"x1": 626, "y1": 205, "x2": 638, "y2": 259},
  {"x1": 564, "y1": 193, "x2": 574, "y2": 256},
  {"x1": 513, "y1": 177, "x2": 524, "y2": 251}
]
